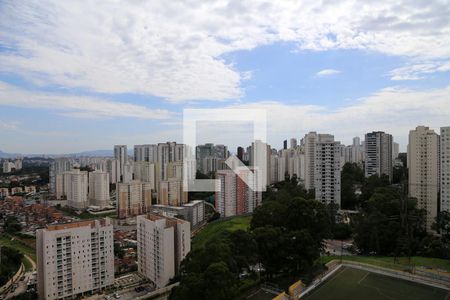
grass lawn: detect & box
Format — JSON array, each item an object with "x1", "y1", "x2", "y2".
[
  {"x1": 22, "y1": 255, "x2": 33, "y2": 271},
  {"x1": 322, "y1": 255, "x2": 450, "y2": 273},
  {"x1": 192, "y1": 215, "x2": 252, "y2": 249},
  {"x1": 0, "y1": 236, "x2": 36, "y2": 261},
  {"x1": 303, "y1": 267, "x2": 448, "y2": 300}
]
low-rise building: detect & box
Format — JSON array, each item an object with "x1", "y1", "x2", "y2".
[{"x1": 151, "y1": 200, "x2": 205, "y2": 228}]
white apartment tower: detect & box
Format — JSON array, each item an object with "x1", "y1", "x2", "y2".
[
  {"x1": 137, "y1": 214, "x2": 190, "y2": 288},
  {"x1": 114, "y1": 145, "x2": 127, "y2": 182},
  {"x1": 134, "y1": 144, "x2": 158, "y2": 162},
  {"x1": 314, "y1": 134, "x2": 341, "y2": 206},
  {"x1": 88, "y1": 171, "x2": 110, "y2": 208},
  {"x1": 303, "y1": 132, "x2": 318, "y2": 191},
  {"x1": 117, "y1": 180, "x2": 152, "y2": 219},
  {"x1": 157, "y1": 142, "x2": 184, "y2": 181},
  {"x1": 159, "y1": 178, "x2": 187, "y2": 206},
  {"x1": 37, "y1": 219, "x2": 114, "y2": 300},
  {"x1": 393, "y1": 142, "x2": 400, "y2": 161},
  {"x1": 440, "y1": 127, "x2": 450, "y2": 213},
  {"x1": 50, "y1": 158, "x2": 73, "y2": 194},
  {"x1": 64, "y1": 169, "x2": 88, "y2": 210},
  {"x1": 215, "y1": 170, "x2": 237, "y2": 217},
  {"x1": 408, "y1": 126, "x2": 440, "y2": 231},
  {"x1": 248, "y1": 140, "x2": 271, "y2": 190},
  {"x1": 365, "y1": 131, "x2": 393, "y2": 181},
  {"x1": 134, "y1": 161, "x2": 156, "y2": 190},
  {"x1": 290, "y1": 138, "x2": 297, "y2": 149}
]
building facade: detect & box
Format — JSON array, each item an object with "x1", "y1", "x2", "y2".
[
  {"x1": 215, "y1": 169, "x2": 262, "y2": 217},
  {"x1": 50, "y1": 158, "x2": 73, "y2": 195},
  {"x1": 63, "y1": 169, "x2": 88, "y2": 210},
  {"x1": 408, "y1": 126, "x2": 440, "y2": 231},
  {"x1": 114, "y1": 145, "x2": 128, "y2": 183},
  {"x1": 137, "y1": 214, "x2": 190, "y2": 288},
  {"x1": 440, "y1": 127, "x2": 450, "y2": 213},
  {"x1": 117, "y1": 181, "x2": 152, "y2": 219},
  {"x1": 314, "y1": 134, "x2": 341, "y2": 206},
  {"x1": 365, "y1": 131, "x2": 393, "y2": 181},
  {"x1": 36, "y1": 219, "x2": 114, "y2": 300},
  {"x1": 88, "y1": 170, "x2": 110, "y2": 208}
]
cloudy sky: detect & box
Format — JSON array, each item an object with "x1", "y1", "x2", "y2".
[{"x1": 1, "y1": 0, "x2": 449, "y2": 153}]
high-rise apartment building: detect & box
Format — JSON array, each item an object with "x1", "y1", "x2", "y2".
[
  {"x1": 303, "y1": 132, "x2": 318, "y2": 191},
  {"x1": 114, "y1": 145, "x2": 128, "y2": 182},
  {"x1": 290, "y1": 138, "x2": 297, "y2": 149},
  {"x1": 106, "y1": 159, "x2": 119, "y2": 184},
  {"x1": 408, "y1": 126, "x2": 440, "y2": 231},
  {"x1": 248, "y1": 140, "x2": 271, "y2": 190},
  {"x1": 88, "y1": 170, "x2": 110, "y2": 208},
  {"x1": 237, "y1": 146, "x2": 244, "y2": 161},
  {"x1": 195, "y1": 143, "x2": 228, "y2": 173},
  {"x1": 137, "y1": 214, "x2": 190, "y2": 288},
  {"x1": 440, "y1": 127, "x2": 450, "y2": 213},
  {"x1": 216, "y1": 170, "x2": 237, "y2": 217},
  {"x1": 157, "y1": 142, "x2": 184, "y2": 181},
  {"x1": 392, "y1": 141, "x2": 400, "y2": 161},
  {"x1": 50, "y1": 158, "x2": 73, "y2": 194},
  {"x1": 215, "y1": 169, "x2": 262, "y2": 217},
  {"x1": 159, "y1": 178, "x2": 188, "y2": 206},
  {"x1": 314, "y1": 134, "x2": 341, "y2": 206},
  {"x1": 117, "y1": 181, "x2": 152, "y2": 219},
  {"x1": 63, "y1": 169, "x2": 88, "y2": 210},
  {"x1": 134, "y1": 144, "x2": 158, "y2": 162},
  {"x1": 36, "y1": 219, "x2": 114, "y2": 300},
  {"x1": 133, "y1": 161, "x2": 156, "y2": 190},
  {"x1": 350, "y1": 136, "x2": 364, "y2": 164},
  {"x1": 302, "y1": 132, "x2": 341, "y2": 206},
  {"x1": 365, "y1": 131, "x2": 393, "y2": 181}
]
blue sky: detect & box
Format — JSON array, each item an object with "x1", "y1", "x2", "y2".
[{"x1": 1, "y1": 0, "x2": 449, "y2": 154}]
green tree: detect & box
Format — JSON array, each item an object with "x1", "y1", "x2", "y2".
[
  {"x1": 253, "y1": 226, "x2": 286, "y2": 279},
  {"x1": 203, "y1": 262, "x2": 238, "y2": 300},
  {"x1": 4, "y1": 216, "x2": 22, "y2": 234},
  {"x1": 228, "y1": 230, "x2": 257, "y2": 272},
  {"x1": 354, "y1": 187, "x2": 426, "y2": 255},
  {"x1": 340, "y1": 163, "x2": 364, "y2": 209}
]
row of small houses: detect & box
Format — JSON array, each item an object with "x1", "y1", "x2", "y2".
[{"x1": 0, "y1": 186, "x2": 37, "y2": 197}]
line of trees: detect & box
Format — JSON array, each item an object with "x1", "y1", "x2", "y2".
[
  {"x1": 0, "y1": 246, "x2": 23, "y2": 287},
  {"x1": 171, "y1": 179, "x2": 332, "y2": 300}
]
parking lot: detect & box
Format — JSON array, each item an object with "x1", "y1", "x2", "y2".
[{"x1": 115, "y1": 272, "x2": 146, "y2": 288}]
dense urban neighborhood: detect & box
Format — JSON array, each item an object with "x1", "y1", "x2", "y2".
[
  {"x1": 1, "y1": 1, "x2": 450, "y2": 299},
  {"x1": 1, "y1": 126, "x2": 449, "y2": 299}
]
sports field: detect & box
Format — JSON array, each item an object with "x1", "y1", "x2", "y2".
[{"x1": 303, "y1": 267, "x2": 449, "y2": 300}]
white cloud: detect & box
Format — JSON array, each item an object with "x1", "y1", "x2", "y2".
[
  {"x1": 223, "y1": 85, "x2": 450, "y2": 150},
  {"x1": 0, "y1": 82, "x2": 172, "y2": 119},
  {"x1": 0, "y1": 120, "x2": 20, "y2": 131},
  {"x1": 1, "y1": 1, "x2": 449, "y2": 101},
  {"x1": 316, "y1": 69, "x2": 340, "y2": 77},
  {"x1": 389, "y1": 60, "x2": 450, "y2": 80}
]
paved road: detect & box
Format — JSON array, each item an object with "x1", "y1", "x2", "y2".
[
  {"x1": 324, "y1": 239, "x2": 353, "y2": 256},
  {"x1": 5, "y1": 255, "x2": 36, "y2": 299}
]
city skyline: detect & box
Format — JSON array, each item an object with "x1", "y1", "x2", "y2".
[{"x1": 1, "y1": 1, "x2": 450, "y2": 153}]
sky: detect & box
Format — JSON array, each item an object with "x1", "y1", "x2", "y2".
[{"x1": 0, "y1": 0, "x2": 450, "y2": 154}]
